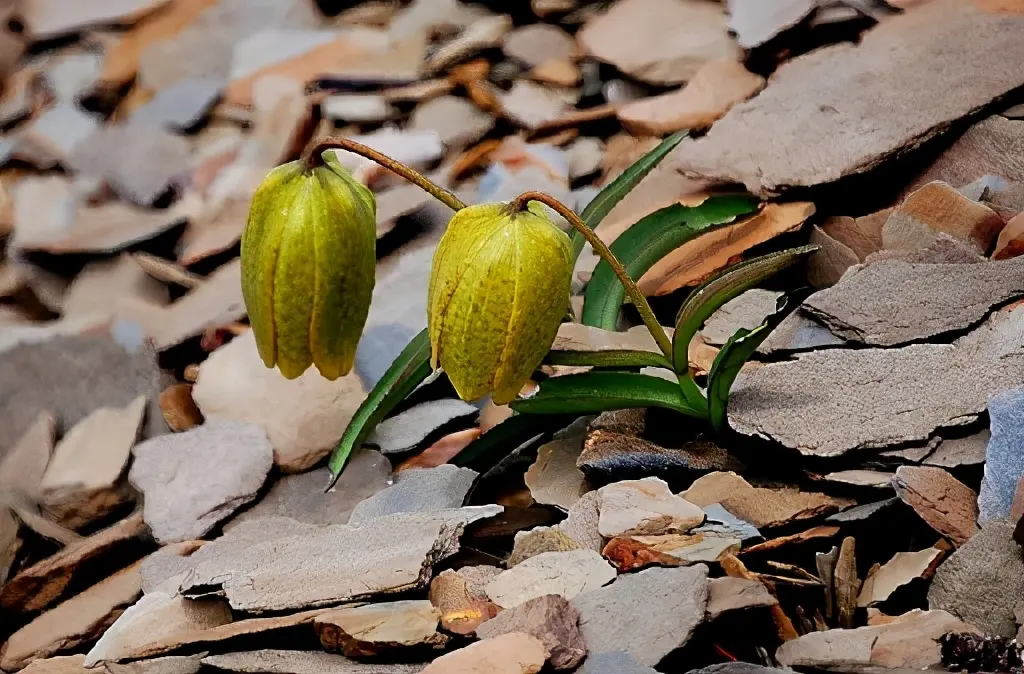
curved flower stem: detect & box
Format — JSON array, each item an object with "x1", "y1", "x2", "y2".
[
  {"x1": 302, "y1": 136, "x2": 466, "y2": 212},
  {"x1": 510, "y1": 190, "x2": 674, "y2": 360}
]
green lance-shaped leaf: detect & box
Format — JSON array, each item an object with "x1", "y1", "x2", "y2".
[
  {"x1": 452, "y1": 412, "x2": 578, "y2": 474},
  {"x1": 571, "y1": 130, "x2": 689, "y2": 259},
  {"x1": 544, "y1": 348, "x2": 673, "y2": 369},
  {"x1": 580, "y1": 195, "x2": 762, "y2": 330},
  {"x1": 671, "y1": 245, "x2": 818, "y2": 373},
  {"x1": 706, "y1": 293, "x2": 802, "y2": 434},
  {"x1": 326, "y1": 328, "x2": 431, "y2": 488},
  {"x1": 510, "y1": 371, "x2": 708, "y2": 418}
]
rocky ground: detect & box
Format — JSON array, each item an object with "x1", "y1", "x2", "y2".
[{"x1": 3, "y1": 0, "x2": 1024, "y2": 672}]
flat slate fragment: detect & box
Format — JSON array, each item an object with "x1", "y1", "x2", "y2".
[
  {"x1": 730, "y1": 308, "x2": 1024, "y2": 457},
  {"x1": 928, "y1": 519, "x2": 1024, "y2": 637},
  {"x1": 978, "y1": 389, "x2": 1024, "y2": 523},
  {"x1": 367, "y1": 399, "x2": 478, "y2": 454},
  {"x1": 672, "y1": 0, "x2": 1024, "y2": 196},
  {"x1": 179, "y1": 512, "x2": 484, "y2": 613},
  {"x1": 348, "y1": 465, "x2": 477, "y2": 524},
  {"x1": 572, "y1": 565, "x2": 709, "y2": 666},
  {"x1": 202, "y1": 650, "x2": 423, "y2": 674},
  {"x1": 802, "y1": 257, "x2": 1024, "y2": 346}
]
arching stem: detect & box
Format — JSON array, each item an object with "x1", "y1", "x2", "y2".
[
  {"x1": 302, "y1": 136, "x2": 466, "y2": 212},
  {"x1": 509, "y1": 191, "x2": 673, "y2": 360}
]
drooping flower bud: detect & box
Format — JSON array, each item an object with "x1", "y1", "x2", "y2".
[
  {"x1": 428, "y1": 202, "x2": 573, "y2": 404},
  {"x1": 241, "y1": 153, "x2": 376, "y2": 380}
]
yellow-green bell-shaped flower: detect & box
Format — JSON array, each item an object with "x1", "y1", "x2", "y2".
[
  {"x1": 428, "y1": 202, "x2": 572, "y2": 405},
  {"x1": 241, "y1": 153, "x2": 376, "y2": 380}
]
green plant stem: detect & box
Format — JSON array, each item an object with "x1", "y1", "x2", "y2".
[
  {"x1": 509, "y1": 190, "x2": 674, "y2": 360},
  {"x1": 302, "y1": 136, "x2": 466, "y2": 212}
]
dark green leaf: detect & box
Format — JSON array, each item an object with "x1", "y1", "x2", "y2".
[
  {"x1": 544, "y1": 348, "x2": 672, "y2": 369},
  {"x1": 452, "y1": 412, "x2": 577, "y2": 474},
  {"x1": 671, "y1": 245, "x2": 818, "y2": 372},
  {"x1": 707, "y1": 294, "x2": 801, "y2": 434},
  {"x1": 571, "y1": 130, "x2": 689, "y2": 259},
  {"x1": 326, "y1": 329, "x2": 431, "y2": 488},
  {"x1": 580, "y1": 195, "x2": 761, "y2": 330},
  {"x1": 511, "y1": 371, "x2": 708, "y2": 418}
]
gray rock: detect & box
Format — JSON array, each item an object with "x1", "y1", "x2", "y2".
[
  {"x1": 700, "y1": 503, "x2": 761, "y2": 542},
  {"x1": 227, "y1": 454, "x2": 392, "y2": 529},
  {"x1": 348, "y1": 465, "x2": 477, "y2": 524},
  {"x1": 129, "y1": 421, "x2": 274, "y2": 544},
  {"x1": 727, "y1": 0, "x2": 816, "y2": 49},
  {"x1": 803, "y1": 257, "x2": 1024, "y2": 347},
  {"x1": 979, "y1": 389, "x2": 1024, "y2": 523},
  {"x1": 702, "y1": 289, "x2": 782, "y2": 346},
  {"x1": 924, "y1": 431, "x2": 990, "y2": 468},
  {"x1": 321, "y1": 95, "x2": 395, "y2": 124},
  {"x1": 70, "y1": 124, "x2": 192, "y2": 206},
  {"x1": 367, "y1": 399, "x2": 478, "y2": 454},
  {"x1": 686, "y1": 664, "x2": 788, "y2": 674},
  {"x1": 179, "y1": 511, "x2": 496, "y2": 612},
  {"x1": 757, "y1": 312, "x2": 845, "y2": 356},
  {"x1": 202, "y1": 650, "x2": 423, "y2": 674},
  {"x1": 572, "y1": 565, "x2": 710, "y2": 666},
  {"x1": 16, "y1": 103, "x2": 100, "y2": 168},
  {"x1": 557, "y1": 490, "x2": 604, "y2": 551},
  {"x1": 928, "y1": 519, "x2": 1024, "y2": 637},
  {"x1": 730, "y1": 308, "x2": 1024, "y2": 457},
  {"x1": 106, "y1": 654, "x2": 205, "y2": 674},
  {"x1": 476, "y1": 594, "x2": 586, "y2": 670},
  {"x1": 409, "y1": 96, "x2": 494, "y2": 149},
  {"x1": 827, "y1": 498, "x2": 900, "y2": 523},
  {"x1": 0, "y1": 333, "x2": 166, "y2": 458},
  {"x1": 41, "y1": 51, "x2": 103, "y2": 104},
  {"x1": 672, "y1": 0, "x2": 1024, "y2": 196},
  {"x1": 576, "y1": 652, "x2": 657, "y2": 674},
  {"x1": 131, "y1": 78, "x2": 223, "y2": 130}
]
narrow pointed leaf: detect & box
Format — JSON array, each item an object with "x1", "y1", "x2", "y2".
[
  {"x1": 452, "y1": 412, "x2": 577, "y2": 474},
  {"x1": 510, "y1": 371, "x2": 707, "y2": 418},
  {"x1": 580, "y1": 195, "x2": 761, "y2": 329},
  {"x1": 544, "y1": 348, "x2": 673, "y2": 369},
  {"x1": 671, "y1": 245, "x2": 818, "y2": 372},
  {"x1": 571, "y1": 130, "x2": 689, "y2": 259},
  {"x1": 707, "y1": 294, "x2": 801, "y2": 434},
  {"x1": 326, "y1": 329, "x2": 431, "y2": 488}
]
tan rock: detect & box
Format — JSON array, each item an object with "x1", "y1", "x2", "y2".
[
  {"x1": 525, "y1": 433, "x2": 588, "y2": 510},
  {"x1": 858, "y1": 548, "x2": 943, "y2": 606},
  {"x1": 314, "y1": 600, "x2": 446, "y2": 657},
  {"x1": 61, "y1": 254, "x2": 168, "y2": 323},
  {"x1": 639, "y1": 203, "x2": 814, "y2": 295},
  {"x1": 892, "y1": 466, "x2": 979, "y2": 546},
  {"x1": 578, "y1": 0, "x2": 739, "y2": 85},
  {"x1": 508, "y1": 528, "x2": 583, "y2": 567},
  {"x1": 706, "y1": 576, "x2": 778, "y2": 619},
  {"x1": 83, "y1": 592, "x2": 235, "y2": 665},
  {"x1": 146, "y1": 259, "x2": 247, "y2": 350},
  {"x1": 597, "y1": 478, "x2": 704, "y2": 537},
  {"x1": 39, "y1": 396, "x2": 146, "y2": 529},
  {"x1": 0, "y1": 410, "x2": 55, "y2": 500},
  {"x1": 910, "y1": 116, "x2": 1024, "y2": 194},
  {"x1": 420, "y1": 632, "x2": 547, "y2": 674},
  {"x1": 19, "y1": 655, "x2": 91, "y2": 674},
  {"x1": 1, "y1": 507, "x2": 19, "y2": 587},
  {"x1": 498, "y1": 80, "x2": 570, "y2": 130},
  {"x1": 1, "y1": 513, "x2": 148, "y2": 613},
  {"x1": 200, "y1": 650, "x2": 419, "y2": 674},
  {"x1": 504, "y1": 24, "x2": 576, "y2": 68},
  {"x1": 158, "y1": 384, "x2": 203, "y2": 432},
  {"x1": 485, "y1": 551, "x2": 616, "y2": 608},
  {"x1": 822, "y1": 213, "x2": 886, "y2": 262},
  {"x1": 426, "y1": 15, "x2": 512, "y2": 74},
  {"x1": 994, "y1": 211, "x2": 1024, "y2": 259},
  {"x1": 529, "y1": 59, "x2": 579, "y2": 87},
  {"x1": 618, "y1": 59, "x2": 765, "y2": 135},
  {"x1": 776, "y1": 609, "x2": 979, "y2": 670},
  {"x1": 683, "y1": 472, "x2": 853, "y2": 528},
  {"x1": 191, "y1": 330, "x2": 366, "y2": 472},
  {"x1": 429, "y1": 567, "x2": 502, "y2": 635},
  {"x1": 884, "y1": 181, "x2": 1006, "y2": 254},
  {"x1": 807, "y1": 225, "x2": 859, "y2": 289},
  {"x1": 1, "y1": 562, "x2": 143, "y2": 671}
]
